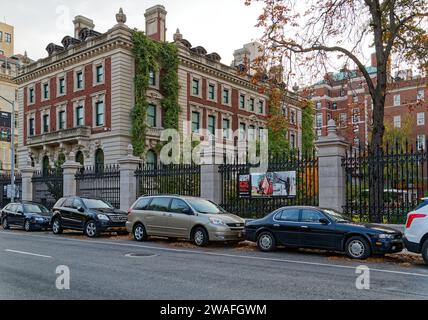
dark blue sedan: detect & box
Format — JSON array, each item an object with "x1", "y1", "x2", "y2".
[
  {"x1": 1, "y1": 202, "x2": 52, "y2": 232},
  {"x1": 245, "y1": 206, "x2": 403, "y2": 259}
]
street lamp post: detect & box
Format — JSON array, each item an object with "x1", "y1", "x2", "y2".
[{"x1": 0, "y1": 95, "x2": 16, "y2": 202}]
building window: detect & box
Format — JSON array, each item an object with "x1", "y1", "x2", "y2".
[
  {"x1": 146, "y1": 150, "x2": 157, "y2": 168},
  {"x1": 191, "y1": 112, "x2": 200, "y2": 133},
  {"x1": 259, "y1": 100, "x2": 264, "y2": 114},
  {"x1": 29, "y1": 118, "x2": 35, "y2": 136},
  {"x1": 208, "y1": 115, "x2": 216, "y2": 136},
  {"x1": 316, "y1": 101, "x2": 321, "y2": 110},
  {"x1": 75, "y1": 151, "x2": 84, "y2": 166},
  {"x1": 208, "y1": 84, "x2": 216, "y2": 100},
  {"x1": 76, "y1": 106, "x2": 84, "y2": 126},
  {"x1": 192, "y1": 78, "x2": 200, "y2": 96},
  {"x1": 339, "y1": 113, "x2": 347, "y2": 127},
  {"x1": 95, "y1": 65, "x2": 104, "y2": 84},
  {"x1": 239, "y1": 94, "x2": 245, "y2": 109},
  {"x1": 417, "y1": 89, "x2": 425, "y2": 101},
  {"x1": 5, "y1": 33, "x2": 11, "y2": 43},
  {"x1": 417, "y1": 135, "x2": 426, "y2": 151},
  {"x1": 290, "y1": 133, "x2": 296, "y2": 149},
  {"x1": 0, "y1": 31, "x2": 2, "y2": 41},
  {"x1": 42, "y1": 156, "x2": 50, "y2": 176},
  {"x1": 417, "y1": 112, "x2": 425, "y2": 126},
  {"x1": 249, "y1": 98, "x2": 255, "y2": 112},
  {"x1": 222, "y1": 118, "x2": 230, "y2": 139},
  {"x1": 149, "y1": 69, "x2": 156, "y2": 86},
  {"x1": 76, "y1": 71, "x2": 84, "y2": 89},
  {"x1": 29, "y1": 88, "x2": 35, "y2": 104},
  {"x1": 43, "y1": 83, "x2": 49, "y2": 100},
  {"x1": 316, "y1": 113, "x2": 323, "y2": 128},
  {"x1": 94, "y1": 149, "x2": 104, "y2": 173},
  {"x1": 332, "y1": 102, "x2": 337, "y2": 110},
  {"x1": 58, "y1": 111, "x2": 66, "y2": 130},
  {"x1": 352, "y1": 109, "x2": 360, "y2": 123},
  {"x1": 290, "y1": 110, "x2": 296, "y2": 125},
  {"x1": 393, "y1": 115, "x2": 401, "y2": 128},
  {"x1": 393, "y1": 94, "x2": 401, "y2": 106},
  {"x1": 147, "y1": 104, "x2": 156, "y2": 127},
  {"x1": 42, "y1": 114, "x2": 49, "y2": 133},
  {"x1": 95, "y1": 101, "x2": 104, "y2": 127},
  {"x1": 248, "y1": 125, "x2": 256, "y2": 141},
  {"x1": 59, "y1": 78, "x2": 65, "y2": 95},
  {"x1": 239, "y1": 123, "x2": 246, "y2": 140},
  {"x1": 222, "y1": 88, "x2": 230, "y2": 105}
]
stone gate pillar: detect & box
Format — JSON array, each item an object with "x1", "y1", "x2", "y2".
[
  {"x1": 315, "y1": 119, "x2": 349, "y2": 213},
  {"x1": 62, "y1": 152, "x2": 82, "y2": 197},
  {"x1": 21, "y1": 159, "x2": 35, "y2": 201},
  {"x1": 117, "y1": 145, "x2": 142, "y2": 211}
]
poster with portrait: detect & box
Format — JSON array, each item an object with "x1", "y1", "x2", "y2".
[
  {"x1": 249, "y1": 171, "x2": 296, "y2": 198},
  {"x1": 238, "y1": 174, "x2": 251, "y2": 198},
  {"x1": 251, "y1": 172, "x2": 274, "y2": 197}
]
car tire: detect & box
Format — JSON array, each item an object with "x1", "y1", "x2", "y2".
[
  {"x1": 345, "y1": 236, "x2": 371, "y2": 260},
  {"x1": 24, "y1": 220, "x2": 32, "y2": 232},
  {"x1": 422, "y1": 240, "x2": 428, "y2": 265},
  {"x1": 193, "y1": 227, "x2": 209, "y2": 247},
  {"x1": 133, "y1": 223, "x2": 147, "y2": 242},
  {"x1": 2, "y1": 218, "x2": 10, "y2": 230},
  {"x1": 52, "y1": 218, "x2": 63, "y2": 235},
  {"x1": 84, "y1": 220, "x2": 99, "y2": 238},
  {"x1": 257, "y1": 231, "x2": 276, "y2": 252}
]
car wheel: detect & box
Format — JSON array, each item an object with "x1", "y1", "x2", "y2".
[
  {"x1": 422, "y1": 240, "x2": 428, "y2": 265},
  {"x1": 193, "y1": 227, "x2": 209, "y2": 247},
  {"x1": 52, "y1": 218, "x2": 63, "y2": 235},
  {"x1": 345, "y1": 236, "x2": 371, "y2": 260},
  {"x1": 133, "y1": 223, "x2": 147, "y2": 242},
  {"x1": 84, "y1": 220, "x2": 99, "y2": 238},
  {"x1": 2, "y1": 218, "x2": 10, "y2": 230},
  {"x1": 257, "y1": 231, "x2": 276, "y2": 252},
  {"x1": 24, "y1": 220, "x2": 32, "y2": 232}
]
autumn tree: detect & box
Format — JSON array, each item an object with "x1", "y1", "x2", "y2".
[
  {"x1": 267, "y1": 87, "x2": 290, "y2": 157},
  {"x1": 301, "y1": 100, "x2": 315, "y2": 155},
  {"x1": 247, "y1": 0, "x2": 428, "y2": 222}
]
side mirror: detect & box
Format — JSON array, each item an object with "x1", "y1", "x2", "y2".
[
  {"x1": 77, "y1": 207, "x2": 85, "y2": 213},
  {"x1": 319, "y1": 218, "x2": 330, "y2": 225},
  {"x1": 183, "y1": 208, "x2": 193, "y2": 215},
  {"x1": 17, "y1": 210, "x2": 24, "y2": 215}
]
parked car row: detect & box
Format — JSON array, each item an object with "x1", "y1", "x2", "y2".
[{"x1": 1, "y1": 195, "x2": 428, "y2": 264}]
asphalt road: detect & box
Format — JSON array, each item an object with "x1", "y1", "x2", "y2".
[{"x1": 0, "y1": 229, "x2": 428, "y2": 300}]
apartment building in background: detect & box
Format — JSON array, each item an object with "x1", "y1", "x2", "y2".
[
  {"x1": 304, "y1": 53, "x2": 427, "y2": 149},
  {"x1": 15, "y1": 5, "x2": 302, "y2": 171},
  {"x1": 0, "y1": 22, "x2": 14, "y2": 57}
]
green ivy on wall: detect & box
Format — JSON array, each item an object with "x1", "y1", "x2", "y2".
[{"x1": 131, "y1": 31, "x2": 180, "y2": 157}]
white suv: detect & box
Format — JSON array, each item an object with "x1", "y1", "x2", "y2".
[{"x1": 404, "y1": 198, "x2": 428, "y2": 265}]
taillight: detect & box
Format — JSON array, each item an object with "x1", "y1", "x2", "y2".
[{"x1": 406, "y1": 213, "x2": 427, "y2": 229}]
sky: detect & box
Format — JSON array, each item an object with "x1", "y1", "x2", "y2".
[{"x1": 2, "y1": 0, "x2": 265, "y2": 66}]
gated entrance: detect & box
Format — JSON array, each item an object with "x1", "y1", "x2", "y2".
[
  {"x1": 219, "y1": 152, "x2": 319, "y2": 218},
  {"x1": 32, "y1": 169, "x2": 63, "y2": 209},
  {"x1": 0, "y1": 172, "x2": 22, "y2": 207}
]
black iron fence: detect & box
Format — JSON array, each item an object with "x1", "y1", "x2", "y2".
[
  {"x1": 342, "y1": 143, "x2": 427, "y2": 224},
  {"x1": 76, "y1": 165, "x2": 120, "y2": 209},
  {"x1": 219, "y1": 152, "x2": 319, "y2": 219},
  {"x1": 135, "y1": 164, "x2": 201, "y2": 198},
  {"x1": 0, "y1": 171, "x2": 22, "y2": 208},
  {"x1": 32, "y1": 168, "x2": 63, "y2": 209}
]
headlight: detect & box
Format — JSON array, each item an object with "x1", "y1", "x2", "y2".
[
  {"x1": 378, "y1": 234, "x2": 394, "y2": 239},
  {"x1": 97, "y1": 214, "x2": 110, "y2": 221},
  {"x1": 209, "y1": 217, "x2": 226, "y2": 226}
]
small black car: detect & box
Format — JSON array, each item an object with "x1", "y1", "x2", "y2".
[
  {"x1": 245, "y1": 206, "x2": 403, "y2": 259},
  {"x1": 1, "y1": 202, "x2": 52, "y2": 231},
  {"x1": 51, "y1": 197, "x2": 128, "y2": 238}
]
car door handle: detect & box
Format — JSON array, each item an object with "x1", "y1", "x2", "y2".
[
  {"x1": 301, "y1": 226, "x2": 309, "y2": 229},
  {"x1": 273, "y1": 224, "x2": 280, "y2": 227}
]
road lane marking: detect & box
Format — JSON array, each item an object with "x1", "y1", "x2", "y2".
[
  {"x1": 5, "y1": 249, "x2": 52, "y2": 259},
  {"x1": 1, "y1": 231, "x2": 428, "y2": 278}
]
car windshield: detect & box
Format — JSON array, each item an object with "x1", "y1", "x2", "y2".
[
  {"x1": 23, "y1": 204, "x2": 50, "y2": 215},
  {"x1": 323, "y1": 209, "x2": 351, "y2": 222},
  {"x1": 82, "y1": 199, "x2": 113, "y2": 209},
  {"x1": 186, "y1": 199, "x2": 226, "y2": 215}
]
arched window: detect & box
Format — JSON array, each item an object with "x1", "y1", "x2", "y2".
[
  {"x1": 30, "y1": 157, "x2": 35, "y2": 167},
  {"x1": 57, "y1": 153, "x2": 66, "y2": 166},
  {"x1": 42, "y1": 156, "x2": 50, "y2": 176},
  {"x1": 146, "y1": 150, "x2": 157, "y2": 169},
  {"x1": 75, "y1": 151, "x2": 84, "y2": 166},
  {"x1": 95, "y1": 149, "x2": 104, "y2": 174}
]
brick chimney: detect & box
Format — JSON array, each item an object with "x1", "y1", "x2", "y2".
[
  {"x1": 73, "y1": 16, "x2": 95, "y2": 38},
  {"x1": 144, "y1": 5, "x2": 167, "y2": 42}
]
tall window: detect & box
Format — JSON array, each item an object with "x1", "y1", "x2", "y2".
[
  {"x1": 76, "y1": 71, "x2": 84, "y2": 89},
  {"x1": 5, "y1": 33, "x2": 11, "y2": 43},
  {"x1": 259, "y1": 100, "x2": 264, "y2": 114},
  {"x1": 222, "y1": 88, "x2": 230, "y2": 105},
  {"x1": 58, "y1": 111, "x2": 66, "y2": 130},
  {"x1": 192, "y1": 112, "x2": 200, "y2": 133},
  {"x1": 43, "y1": 114, "x2": 49, "y2": 133},
  {"x1": 393, "y1": 94, "x2": 401, "y2": 106},
  {"x1": 249, "y1": 98, "x2": 255, "y2": 111},
  {"x1": 393, "y1": 115, "x2": 401, "y2": 128},
  {"x1": 352, "y1": 109, "x2": 360, "y2": 123},
  {"x1": 239, "y1": 123, "x2": 246, "y2": 140},
  {"x1": 75, "y1": 151, "x2": 84, "y2": 166},
  {"x1": 57, "y1": 153, "x2": 66, "y2": 166},
  {"x1": 95, "y1": 101, "x2": 104, "y2": 127},
  {"x1": 208, "y1": 115, "x2": 216, "y2": 136},
  {"x1": 0, "y1": 31, "x2": 2, "y2": 41},
  {"x1": 192, "y1": 79, "x2": 200, "y2": 96},
  {"x1": 149, "y1": 69, "x2": 156, "y2": 86},
  {"x1": 316, "y1": 102, "x2": 322, "y2": 110},
  {"x1": 417, "y1": 112, "x2": 425, "y2": 126},
  {"x1": 96, "y1": 65, "x2": 104, "y2": 83},
  {"x1": 290, "y1": 133, "x2": 296, "y2": 149},
  {"x1": 208, "y1": 84, "x2": 215, "y2": 100},
  {"x1": 29, "y1": 88, "x2": 35, "y2": 104},
  {"x1": 417, "y1": 89, "x2": 425, "y2": 101},
  {"x1": 29, "y1": 118, "x2": 35, "y2": 136},
  {"x1": 248, "y1": 125, "x2": 256, "y2": 141},
  {"x1": 222, "y1": 118, "x2": 230, "y2": 139},
  {"x1": 42, "y1": 156, "x2": 50, "y2": 176},
  {"x1": 59, "y1": 78, "x2": 65, "y2": 95},
  {"x1": 239, "y1": 95, "x2": 245, "y2": 109},
  {"x1": 417, "y1": 135, "x2": 426, "y2": 151},
  {"x1": 76, "y1": 106, "x2": 84, "y2": 126},
  {"x1": 95, "y1": 149, "x2": 104, "y2": 173},
  {"x1": 339, "y1": 113, "x2": 347, "y2": 127},
  {"x1": 146, "y1": 150, "x2": 157, "y2": 168},
  {"x1": 43, "y1": 83, "x2": 49, "y2": 100},
  {"x1": 147, "y1": 104, "x2": 156, "y2": 127},
  {"x1": 316, "y1": 113, "x2": 323, "y2": 128}
]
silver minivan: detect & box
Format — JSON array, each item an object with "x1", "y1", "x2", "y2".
[{"x1": 126, "y1": 196, "x2": 245, "y2": 246}]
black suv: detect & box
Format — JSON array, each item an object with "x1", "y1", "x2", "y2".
[
  {"x1": 51, "y1": 197, "x2": 128, "y2": 238},
  {"x1": 1, "y1": 202, "x2": 52, "y2": 231}
]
